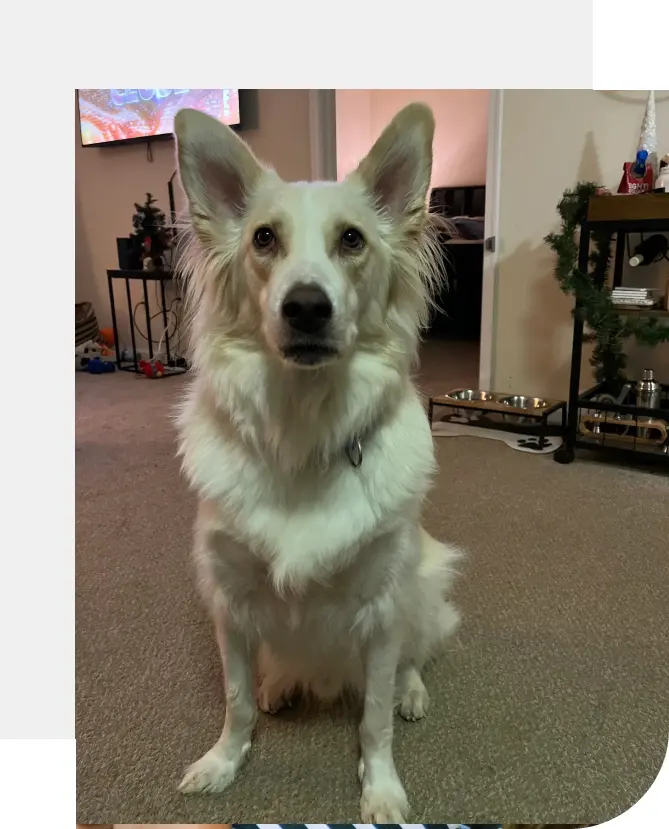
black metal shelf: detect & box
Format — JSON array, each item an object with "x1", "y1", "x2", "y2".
[
  {"x1": 564, "y1": 381, "x2": 669, "y2": 464},
  {"x1": 615, "y1": 306, "x2": 669, "y2": 318},
  {"x1": 555, "y1": 194, "x2": 669, "y2": 467},
  {"x1": 107, "y1": 269, "x2": 188, "y2": 376}
]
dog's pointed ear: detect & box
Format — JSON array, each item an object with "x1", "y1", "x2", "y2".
[
  {"x1": 174, "y1": 108, "x2": 262, "y2": 221},
  {"x1": 353, "y1": 102, "x2": 435, "y2": 220}
]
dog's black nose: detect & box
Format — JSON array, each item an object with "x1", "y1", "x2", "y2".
[{"x1": 282, "y1": 284, "x2": 333, "y2": 334}]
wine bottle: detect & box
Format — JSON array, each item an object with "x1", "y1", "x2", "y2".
[{"x1": 629, "y1": 234, "x2": 669, "y2": 267}]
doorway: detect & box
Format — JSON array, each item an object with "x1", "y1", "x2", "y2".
[{"x1": 311, "y1": 89, "x2": 501, "y2": 398}]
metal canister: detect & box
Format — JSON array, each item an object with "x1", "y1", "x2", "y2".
[{"x1": 635, "y1": 368, "x2": 661, "y2": 438}]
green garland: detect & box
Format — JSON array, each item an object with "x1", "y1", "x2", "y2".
[{"x1": 545, "y1": 181, "x2": 669, "y2": 386}]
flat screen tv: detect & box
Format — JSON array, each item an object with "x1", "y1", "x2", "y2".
[{"x1": 77, "y1": 89, "x2": 240, "y2": 147}]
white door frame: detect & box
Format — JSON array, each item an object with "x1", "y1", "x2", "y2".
[
  {"x1": 479, "y1": 89, "x2": 503, "y2": 392},
  {"x1": 308, "y1": 88, "x2": 503, "y2": 390}
]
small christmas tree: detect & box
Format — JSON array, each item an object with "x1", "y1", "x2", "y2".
[
  {"x1": 130, "y1": 193, "x2": 171, "y2": 268},
  {"x1": 638, "y1": 90, "x2": 658, "y2": 177}
]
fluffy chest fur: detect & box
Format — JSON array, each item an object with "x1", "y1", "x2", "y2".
[
  {"x1": 177, "y1": 351, "x2": 436, "y2": 593},
  {"x1": 198, "y1": 514, "x2": 420, "y2": 669}
]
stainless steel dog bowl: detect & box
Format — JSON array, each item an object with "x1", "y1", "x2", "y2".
[
  {"x1": 500, "y1": 395, "x2": 548, "y2": 411},
  {"x1": 501, "y1": 395, "x2": 548, "y2": 423},
  {"x1": 446, "y1": 389, "x2": 496, "y2": 402}
]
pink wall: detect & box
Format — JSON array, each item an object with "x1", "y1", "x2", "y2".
[
  {"x1": 335, "y1": 90, "x2": 372, "y2": 183},
  {"x1": 335, "y1": 89, "x2": 489, "y2": 186}
]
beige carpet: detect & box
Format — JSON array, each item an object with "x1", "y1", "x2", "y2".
[{"x1": 76, "y1": 345, "x2": 669, "y2": 824}]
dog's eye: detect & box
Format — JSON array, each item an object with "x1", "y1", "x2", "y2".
[
  {"x1": 253, "y1": 226, "x2": 275, "y2": 250},
  {"x1": 341, "y1": 227, "x2": 365, "y2": 251}
]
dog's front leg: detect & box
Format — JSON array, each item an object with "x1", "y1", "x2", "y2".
[
  {"x1": 358, "y1": 623, "x2": 409, "y2": 822},
  {"x1": 179, "y1": 613, "x2": 257, "y2": 795}
]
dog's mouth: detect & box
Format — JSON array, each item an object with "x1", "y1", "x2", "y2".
[{"x1": 281, "y1": 342, "x2": 339, "y2": 367}]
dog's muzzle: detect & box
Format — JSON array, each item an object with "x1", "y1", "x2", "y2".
[{"x1": 280, "y1": 283, "x2": 338, "y2": 366}]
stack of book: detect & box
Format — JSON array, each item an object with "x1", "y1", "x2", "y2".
[{"x1": 610, "y1": 287, "x2": 659, "y2": 307}]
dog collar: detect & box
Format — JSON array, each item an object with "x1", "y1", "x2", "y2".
[{"x1": 345, "y1": 434, "x2": 363, "y2": 468}]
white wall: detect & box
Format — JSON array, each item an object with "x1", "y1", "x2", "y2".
[
  {"x1": 493, "y1": 90, "x2": 669, "y2": 399},
  {"x1": 336, "y1": 89, "x2": 489, "y2": 186}
]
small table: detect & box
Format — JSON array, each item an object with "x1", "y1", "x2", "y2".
[{"x1": 107, "y1": 269, "x2": 186, "y2": 374}]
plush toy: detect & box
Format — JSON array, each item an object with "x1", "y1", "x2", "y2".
[
  {"x1": 76, "y1": 340, "x2": 102, "y2": 364},
  {"x1": 75, "y1": 339, "x2": 115, "y2": 370},
  {"x1": 139, "y1": 359, "x2": 165, "y2": 378},
  {"x1": 87, "y1": 357, "x2": 116, "y2": 374},
  {"x1": 98, "y1": 328, "x2": 115, "y2": 348}
]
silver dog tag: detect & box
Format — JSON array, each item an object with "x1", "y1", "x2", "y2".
[{"x1": 346, "y1": 434, "x2": 363, "y2": 468}]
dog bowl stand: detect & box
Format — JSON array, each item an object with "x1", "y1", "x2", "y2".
[{"x1": 428, "y1": 392, "x2": 567, "y2": 451}]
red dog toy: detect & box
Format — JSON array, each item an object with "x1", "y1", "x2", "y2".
[{"x1": 139, "y1": 359, "x2": 165, "y2": 378}]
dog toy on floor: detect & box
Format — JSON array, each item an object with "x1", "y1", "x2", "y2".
[
  {"x1": 86, "y1": 357, "x2": 115, "y2": 374},
  {"x1": 75, "y1": 339, "x2": 116, "y2": 371},
  {"x1": 139, "y1": 359, "x2": 165, "y2": 378}
]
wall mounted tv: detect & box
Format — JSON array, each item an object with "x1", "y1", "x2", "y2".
[{"x1": 77, "y1": 89, "x2": 240, "y2": 147}]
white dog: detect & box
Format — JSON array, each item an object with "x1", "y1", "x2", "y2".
[{"x1": 173, "y1": 101, "x2": 461, "y2": 822}]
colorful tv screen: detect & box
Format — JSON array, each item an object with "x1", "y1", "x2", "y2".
[{"x1": 78, "y1": 89, "x2": 240, "y2": 147}]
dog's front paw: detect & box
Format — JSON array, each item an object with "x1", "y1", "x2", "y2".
[
  {"x1": 178, "y1": 743, "x2": 248, "y2": 795},
  {"x1": 360, "y1": 777, "x2": 409, "y2": 822},
  {"x1": 256, "y1": 676, "x2": 291, "y2": 715},
  {"x1": 398, "y1": 684, "x2": 430, "y2": 721}
]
